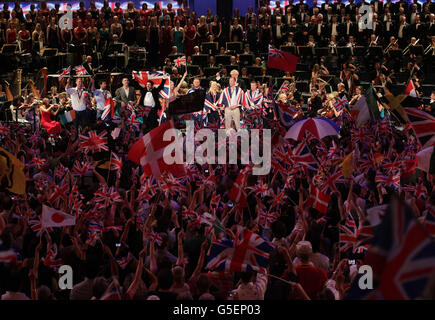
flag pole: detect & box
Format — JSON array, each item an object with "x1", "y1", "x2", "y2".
[{"x1": 106, "y1": 152, "x2": 112, "y2": 184}]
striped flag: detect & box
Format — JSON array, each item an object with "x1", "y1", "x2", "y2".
[
  {"x1": 59, "y1": 110, "x2": 76, "y2": 124},
  {"x1": 59, "y1": 66, "x2": 71, "y2": 81},
  {"x1": 174, "y1": 56, "x2": 186, "y2": 67}
]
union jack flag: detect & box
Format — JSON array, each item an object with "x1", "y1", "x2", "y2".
[
  {"x1": 346, "y1": 199, "x2": 435, "y2": 300},
  {"x1": 339, "y1": 213, "x2": 369, "y2": 254},
  {"x1": 58, "y1": 66, "x2": 71, "y2": 81},
  {"x1": 94, "y1": 186, "x2": 122, "y2": 207},
  {"x1": 72, "y1": 160, "x2": 93, "y2": 176},
  {"x1": 181, "y1": 207, "x2": 198, "y2": 220},
  {"x1": 259, "y1": 211, "x2": 279, "y2": 228},
  {"x1": 375, "y1": 172, "x2": 400, "y2": 190},
  {"x1": 74, "y1": 65, "x2": 88, "y2": 76},
  {"x1": 31, "y1": 157, "x2": 46, "y2": 168},
  {"x1": 132, "y1": 70, "x2": 170, "y2": 99},
  {"x1": 147, "y1": 230, "x2": 163, "y2": 245},
  {"x1": 42, "y1": 243, "x2": 63, "y2": 271},
  {"x1": 126, "y1": 112, "x2": 141, "y2": 130},
  {"x1": 27, "y1": 216, "x2": 53, "y2": 236},
  {"x1": 101, "y1": 97, "x2": 114, "y2": 120},
  {"x1": 48, "y1": 180, "x2": 69, "y2": 208},
  {"x1": 173, "y1": 55, "x2": 186, "y2": 67},
  {"x1": 333, "y1": 96, "x2": 349, "y2": 111},
  {"x1": 110, "y1": 152, "x2": 123, "y2": 175},
  {"x1": 206, "y1": 228, "x2": 274, "y2": 273},
  {"x1": 79, "y1": 131, "x2": 108, "y2": 154},
  {"x1": 137, "y1": 178, "x2": 158, "y2": 201},
  {"x1": 249, "y1": 180, "x2": 269, "y2": 197}
]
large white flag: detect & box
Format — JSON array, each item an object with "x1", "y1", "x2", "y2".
[{"x1": 41, "y1": 205, "x2": 76, "y2": 228}]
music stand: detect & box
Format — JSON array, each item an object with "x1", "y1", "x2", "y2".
[
  {"x1": 315, "y1": 47, "x2": 329, "y2": 57},
  {"x1": 280, "y1": 46, "x2": 297, "y2": 55},
  {"x1": 109, "y1": 43, "x2": 124, "y2": 54},
  {"x1": 204, "y1": 67, "x2": 220, "y2": 78},
  {"x1": 354, "y1": 46, "x2": 365, "y2": 56},
  {"x1": 191, "y1": 54, "x2": 208, "y2": 68},
  {"x1": 215, "y1": 55, "x2": 231, "y2": 66},
  {"x1": 238, "y1": 54, "x2": 254, "y2": 66},
  {"x1": 410, "y1": 45, "x2": 424, "y2": 56},
  {"x1": 254, "y1": 75, "x2": 271, "y2": 84},
  {"x1": 247, "y1": 66, "x2": 263, "y2": 76},
  {"x1": 224, "y1": 65, "x2": 240, "y2": 73},
  {"x1": 1, "y1": 44, "x2": 17, "y2": 54},
  {"x1": 298, "y1": 46, "x2": 314, "y2": 58},
  {"x1": 368, "y1": 46, "x2": 383, "y2": 58},
  {"x1": 168, "y1": 53, "x2": 184, "y2": 61},
  {"x1": 389, "y1": 49, "x2": 402, "y2": 59},
  {"x1": 42, "y1": 48, "x2": 58, "y2": 57},
  {"x1": 226, "y1": 42, "x2": 243, "y2": 53},
  {"x1": 201, "y1": 42, "x2": 218, "y2": 55},
  {"x1": 187, "y1": 65, "x2": 200, "y2": 76}
]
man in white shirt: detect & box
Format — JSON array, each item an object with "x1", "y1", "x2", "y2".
[
  {"x1": 219, "y1": 77, "x2": 243, "y2": 131},
  {"x1": 65, "y1": 77, "x2": 90, "y2": 132},
  {"x1": 231, "y1": 271, "x2": 268, "y2": 300},
  {"x1": 91, "y1": 79, "x2": 111, "y2": 120}
]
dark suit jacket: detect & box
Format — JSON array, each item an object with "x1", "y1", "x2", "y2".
[{"x1": 138, "y1": 78, "x2": 166, "y2": 109}]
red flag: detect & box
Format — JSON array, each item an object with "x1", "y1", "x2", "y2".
[
  {"x1": 305, "y1": 185, "x2": 331, "y2": 214},
  {"x1": 228, "y1": 171, "x2": 248, "y2": 207},
  {"x1": 267, "y1": 45, "x2": 299, "y2": 73},
  {"x1": 128, "y1": 120, "x2": 185, "y2": 178}
]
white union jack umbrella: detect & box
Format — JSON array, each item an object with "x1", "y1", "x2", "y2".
[{"x1": 285, "y1": 117, "x2": 340, "y2": 141}]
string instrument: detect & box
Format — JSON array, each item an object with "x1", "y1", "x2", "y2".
[
  {"x1": 28, "y1": 79, "x2": 40, "y2": 99},
  {"x1": 34, "y1": 67, "x2": 48, "y2": 98},
  {"x1": 4, "y1": 81, "x2": 14, "y2": 101}
]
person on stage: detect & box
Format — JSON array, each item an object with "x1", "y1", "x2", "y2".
[
  {"x1": 66, "y1": 77, "x2": 90, "y2": 133},
  {"x1": 39, "y1": 98, "x2": 61, "y2": 135},
  {"x1": 91, "y1": 78, "x2": 112, "y2": 120},
  {"x1": 204, "y1": 81, "x2": 222, "y2": 126},
  {"x1": 219, "y1": 77, "x2": 244, "y2": 132},
  {"x1": 138, "y1": 74, "x2": 168, "y2": 132}
]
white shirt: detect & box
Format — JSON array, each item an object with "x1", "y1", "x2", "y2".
[
  {"x1": 230, "y1": 87, "x2": 238, "y2": 107},
  {"x1": 93, "y1": 89, "x2": 111, "y2": 110},
  {"x1": 276, "y1": 25, "x2": 282, "y2": 38},
  {"x1": 317, "y1": 23, "x2": 322, "y2": 35},
  {"x1": 231, "y1": 273, "x2": 268, "y2": 300},
  {"x1": 123, "y1": 87, "x2": 129, "y2": 98},
  {"x1": 398, "y1": 24, "x2": 405, "y2": 38},
  {"x1": 66, "y1": 87, "x2": 88, "y2": 111},
  {"x1": 346, "y1": 22, "x2": 351, "y2": 34},
  {"x1": 143, "y1": 91, "x2": 155, "y2": 107},
  {"x1": 331, "y1": 23, "x2": 338, "y2": 36},
  {"x1": 410, "y1": 13, "x2": 416, "y2": 24}
]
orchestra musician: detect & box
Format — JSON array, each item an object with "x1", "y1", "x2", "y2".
[{"x1": 39, "y1": 98, "x2": 61, "y2": 135}]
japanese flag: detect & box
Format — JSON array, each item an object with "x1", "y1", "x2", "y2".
[{"x1": 41, "y1": 205, "x2": 76, "y2": 228}]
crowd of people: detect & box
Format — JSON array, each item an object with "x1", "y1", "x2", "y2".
[{"x1": 0, "y1": 1, "x2": 435, "y2": 301}]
